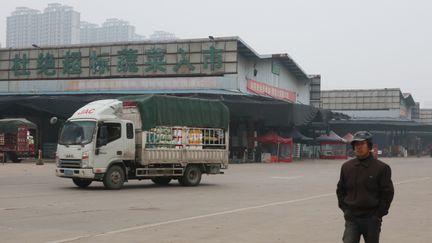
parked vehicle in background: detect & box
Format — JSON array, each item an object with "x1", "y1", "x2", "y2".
[
  {"x1": 0, "y1": 118, "x2": 37, "y2": 163},
  {"x1": 55, "y1": 95, "x2": 230, "y2": 189}
]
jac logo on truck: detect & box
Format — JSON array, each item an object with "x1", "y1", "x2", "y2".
[{"x1": 77, "y1": 108, "x2": 95, "y2": 115}]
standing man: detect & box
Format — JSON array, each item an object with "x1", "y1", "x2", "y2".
[{"x1": 337, "y1": 131, "x2": 394, "y2": 243}]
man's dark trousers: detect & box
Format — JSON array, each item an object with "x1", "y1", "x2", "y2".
[{"x1": 343, "y1": 216, "x2": 382, "y2": 243}]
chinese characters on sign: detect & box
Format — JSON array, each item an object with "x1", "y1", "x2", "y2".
[
  {"x1": 174, "y1": 48, "x2": 195, "y2": 73},
  {"x1": 117, "y1": 48, "x2": 139, "y2": 73},
  {"x1": 203, "y1": 46, "x2": 223, "y2": 71},
  {"x1": 247, "y1": 79, "x2": 297, "y2": 103},
  {"x1": 11, "y1": 54, "x2": 30, "y2": 76},
  {"x1": 145, "y1": 48, "x2": 166, "y2": 72},
  {"x1": 37, "y1": 53, "x2": 56, "y2": 76},
  {"x1": 63, "y1": 51, "x2": 82, "y2": 75},
  {"x1": 4, "y1": 42, "x2": 234, "y2": 79},
  {"x1": 90, "y1": 51, "x2": 110, "y2": 74}
]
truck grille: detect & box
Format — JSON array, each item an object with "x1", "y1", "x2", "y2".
[{"x1": 59, "y1": 159, "x2": 82, "y2": 168}]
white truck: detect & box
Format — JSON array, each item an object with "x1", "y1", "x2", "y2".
[{"x1": 55, "y1": 95, "x2": 229, "y2": 189}]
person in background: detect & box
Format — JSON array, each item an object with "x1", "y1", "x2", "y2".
[{"x1": 336, "y1": 131, "x2": 394, "y2": 243}]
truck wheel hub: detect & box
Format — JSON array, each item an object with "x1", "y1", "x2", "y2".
[{"x1": 110, "y1": 171, "x2": 121, "y2": 183}]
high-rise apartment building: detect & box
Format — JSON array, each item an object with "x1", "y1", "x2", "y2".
[
  {"x1": 149, "y1": 30, "x2": 177, "y2": 41},
  {"x1": 80, "y1": 18, "x2": 145, "y2": 44},
  {"x1": 38, "y1": 3, "x2": 80, "y2": 46},
  {"x1": 79, "y1": 21, "x2": 99, "y2": 44},
  {"x1": 6, "y1": 3, "x2": 170, "y2": 47},
  {"x1": 6, "y1": 7, "x2": 40, "y2": 48},
  {"x1": 6, "y1": 3, "x2": 80, "y2": 48}
]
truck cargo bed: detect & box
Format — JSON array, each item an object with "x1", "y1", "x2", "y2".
[{"x1": 140, "y1": 149, "x2": 228, "y2": 166}]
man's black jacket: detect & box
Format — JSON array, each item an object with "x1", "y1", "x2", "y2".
[{"x1": 336, "y1": 154, "x2": 394, "y2": 218}]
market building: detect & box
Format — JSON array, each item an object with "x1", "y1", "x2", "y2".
[
  {"x1": 0, "y1": 36, "x2": 322, "y2": 160},
  {"x1": 321, "y1": 88, "x2": 432, "y2": 156}
]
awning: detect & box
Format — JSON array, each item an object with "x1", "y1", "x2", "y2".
[
  {"x1": 316, "y1": 131, "x2": 347, "y2": 143},
  {"x1": 343, "y1": 133, "x2": 354, "y2": 143},
  {"x1": 220, "y1": 95, "x2": 319, "y2": 127},
  {"x1": 256, "y1": 131, "x2": 292, "y2": 144},
  {"x1": 288, "y1": 128, "x2": 313, "y2": 143},
  {"x1": 0, "y1": 95, "x2": 120, "y2": 118},
  {"x1": 0, "y1": 118, "x2": 37, "y2": 133}
]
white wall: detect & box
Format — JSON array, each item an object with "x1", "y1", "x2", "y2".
[{"x1": 237, "y1": 54, "x2": 310, "y2": 104}]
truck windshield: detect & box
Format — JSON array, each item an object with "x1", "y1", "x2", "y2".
[{"x1": 59, "y1": 121, "x2": 96, "y2": 145}]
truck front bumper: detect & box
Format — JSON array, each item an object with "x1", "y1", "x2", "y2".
[{"x1": 56, "y1": 168, "x2": 95, "y2": 179}]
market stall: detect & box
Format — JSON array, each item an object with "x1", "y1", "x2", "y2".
[
  {"x1": 316, "y1": 131, "x2": 347, "y2": 159},
  {"x1": 256, "y1": 131, "x2": 293, "y2": 162}
]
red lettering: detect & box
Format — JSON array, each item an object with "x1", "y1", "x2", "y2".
[{"x1": 77, "y1": 108, "x2": 95, "y2": 115}]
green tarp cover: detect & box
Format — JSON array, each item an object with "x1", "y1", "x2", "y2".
[
  {"x1": 120, "y1": 95, "x2": 230, "y2": 130},
  {"x1": 0, "y1": 118, "x2": 37, "y2": 134}
]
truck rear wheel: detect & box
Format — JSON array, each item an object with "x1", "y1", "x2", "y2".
[
  {"x1": 179, "y1": 165, "x2": 202, "y2": 186},
  {"x1": 151, "y1": 177, "x2": 172, "y2": 185},
  {"x1": 72, "y1": 178, "x2": 92, "y2": 188},
  {"x1": 103, "y1": 165, "x2": 125, "y2": 190}
]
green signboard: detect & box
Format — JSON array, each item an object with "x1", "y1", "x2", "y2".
[{"x1": 0, "y1": 40, "x2": 238, "y2": 80}]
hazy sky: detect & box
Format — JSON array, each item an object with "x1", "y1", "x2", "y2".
[{"x1": 1, "y1": 0, "x2": 431, "y2": 107}]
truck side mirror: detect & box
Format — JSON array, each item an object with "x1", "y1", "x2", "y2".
[
  {"x1": 50, "y1": 117, "x2": 58, "y2": 125},
  {"x1": 96, "y1": 126, "x2": 108, "y2": 147}
]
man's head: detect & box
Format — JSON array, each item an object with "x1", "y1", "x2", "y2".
[{"x1": 351, "y1": 131, "x2": 373, "y2": 159}]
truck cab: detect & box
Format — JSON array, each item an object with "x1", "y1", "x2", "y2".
[{"x1": 56, "y1": 100, "x2": 135, "y2": 187}]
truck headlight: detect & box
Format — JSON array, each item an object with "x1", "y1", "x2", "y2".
[{"x1": 82, "y1": 151, "x2": 90, "y2": 167}]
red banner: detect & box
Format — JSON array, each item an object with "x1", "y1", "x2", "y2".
[{"x1": 247, "y1": 79, "x2": 296, "y2": 103}]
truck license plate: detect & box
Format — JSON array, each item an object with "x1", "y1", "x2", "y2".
[{"x1": 64, "y1": 169, "x2": 73, "y2": 176}]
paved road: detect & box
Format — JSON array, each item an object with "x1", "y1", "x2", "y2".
[{"x1": 0, "y1": 158, "x2": 431, "y2": 243}]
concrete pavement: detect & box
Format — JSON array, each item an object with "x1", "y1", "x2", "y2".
[{"x1": 0, "y1": 157, "x2": 431, "y2": 243}]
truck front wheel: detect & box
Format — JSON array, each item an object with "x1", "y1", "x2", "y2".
[
  {"x1": 72, "y1": 178, "x2": 92, "y2": 188},
  {"x1": 179, "y1": 165, "x2": 202, "y2": 186},
  {"x1": 103, "y1": 165, "x2": 125, "y2": 190}
]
